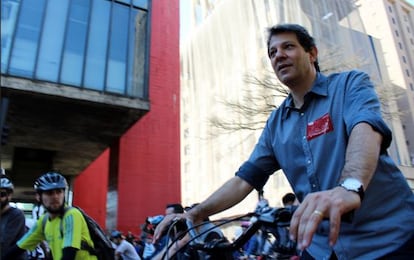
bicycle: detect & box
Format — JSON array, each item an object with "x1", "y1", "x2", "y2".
[{"x1": 160, "y1": 205, "x2": 298, "y2": 259}]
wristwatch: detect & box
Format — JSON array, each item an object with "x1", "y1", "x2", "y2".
[{"x1": 339, "y1": 178, "x2": 364, "y2": 201}]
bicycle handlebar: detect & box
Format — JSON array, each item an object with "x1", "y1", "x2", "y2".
[{"x1": 164, "y1": 205, "x2": 297, "y2": 259}]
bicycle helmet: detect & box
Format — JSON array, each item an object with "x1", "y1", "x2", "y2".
[
  {"x1": 34, "y1": 172, "x2": 68, "y2": 192},
  {"x1": 0, "y1": 175, "x2": 14, "y2": 191}
]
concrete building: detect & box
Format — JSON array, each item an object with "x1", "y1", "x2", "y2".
[
  {"x1": 1, "y1": 0, "x2": 180, "y2": 233},
  {"x1": 356, "y1": 0, "x2": 414, "y2": 187},
  {"x1": 180, "y1": 0, "x2": 413, "y2": 221}
]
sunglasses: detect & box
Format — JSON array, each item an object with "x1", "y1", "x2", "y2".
[{"x1": 0, "y1": 191, "x2": 9, "y2": 197}]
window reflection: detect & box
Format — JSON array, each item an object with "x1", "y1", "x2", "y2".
[
  {"x1": 61, "y1": 0, "x2": 91, "y2": 86},
  {"x1": 9, "y1": 0, "x2": 45, "y2": 77},
  {"x1": 107, "y1": 4, "x2": 129, "y2": 94},
  {"x1": 1, "y1": 0, "x2": 149, "y2": 99},
  {"x1": 36, "y1": 0, "x2": 69, "y2": 81},
  {"x1": 128, "y1": 9, "x2": 147, "y2": 97},
  {"x1": 84, "y1": 0, "x2": 110, "y2": 90},
  {"x1": 1, "y1": 0, "x2": 20, "y2": 73}
]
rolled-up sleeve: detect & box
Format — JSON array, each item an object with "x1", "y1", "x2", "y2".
[{"x1": 343, "y1": 71, "x2": 392, "y2": 152}]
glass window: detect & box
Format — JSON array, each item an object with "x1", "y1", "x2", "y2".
[
  {"x1": 8, "y1": 0, "x2": 45, "y2": 77},
  {"x1": 106, "y1": 4, "x2": 129, "y2": 94},
  {"x1": 35, "y1": 0, "x2": 70, "y2": 81},
  {"x1": 3, "y1": 0, "x2": 149, "y2": 99},
  {"x1": 60, "y1": 0, "x2": 91, "y2": 86},
  {"x1": 1, "y1": 0, "x2": 20, "y2": 73},
  {"x1": 133, "y1": 0, "x2": 148, "y2": 9},
  {"x1": 116, "y1": 0, "x2": 131, "y2": 4},
  {"x1": 84, "y1": 0, "x2": 110, "y2": 90},
  {"x1": 127, "y1": 8, "x2": 147, "y2": 97}
]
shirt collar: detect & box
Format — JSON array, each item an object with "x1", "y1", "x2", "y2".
[{"x1": 283, "y1": 73, "x2": 328, "y2": 119}]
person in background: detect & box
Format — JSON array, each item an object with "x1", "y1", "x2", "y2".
[
  {"x1": 282, "y1": 193, "x2": 296, "y2": 207},
  {"x1": 142, "y1": 234, "x2": 156, "y2": 260},
  {"x1": 154, "y1": 23, "x2": 414, "y2": 259},
  {"x1": 4, "y1": 171, "x2": 97, "y2": 260},
  {"x1": 32, "y1": 193, "x2": 45, "y2": 220},
  {"x1": 165, "y1": 203, "x2": 184, "y2": 215},
  {"x1": 27, "y1": 190, "x2": 51, "y2": 260},
  {"x1": 110, "y1": 230, "x2": 141, "y2": 260},
  {"x1": 0, "y1": 174, "x2": 27, "y2": 260}
]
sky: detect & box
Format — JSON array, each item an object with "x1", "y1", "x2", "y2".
[{"x1": 408, "y1": 0, "x2": 414, "y2": 5}]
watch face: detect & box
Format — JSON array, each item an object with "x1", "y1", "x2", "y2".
[{"x1": 343, "y1": 178, "x2": 362, "y2": 191}]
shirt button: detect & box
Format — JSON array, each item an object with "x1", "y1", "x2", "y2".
[
  {"x1": 303, "y1": 136, "x2": 306, "y2": 139},
  {"x1": 307, "y1": 160, "x2": 311, "y2": 164},
  {"x1": 301, "y1": 113, "x2": 304, "y2": 116},
  {"x1": 312, "y1": 184, "x2": 316, "y2": 188}
]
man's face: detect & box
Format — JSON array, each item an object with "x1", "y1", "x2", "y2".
[
  {"x1": 112, "y1": 237, "x2": 121, "y2": 245},
  {"x1": 41, "y1": 189, "x2": 65, "y2": 213},
  {"x1": 0, "y1": 189, "x2": 11, "y2": 209},
  {"x1": 268, "y1": 32, "x2": 317, "y2": 88}
]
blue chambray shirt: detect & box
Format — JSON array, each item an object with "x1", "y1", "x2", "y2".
[{"x1": 236, "y1": 70, "x2": 414, "y2": 259}]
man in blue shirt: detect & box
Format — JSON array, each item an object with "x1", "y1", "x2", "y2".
[{"x1": 155, "y1": 24, "x2": 414, "y2": 259}]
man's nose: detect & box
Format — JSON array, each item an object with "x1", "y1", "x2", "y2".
[{"x1": 275, "y1": 49, "x2": 287, "y2": 60}]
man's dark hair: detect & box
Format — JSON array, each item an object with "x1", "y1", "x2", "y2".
[
  {"x1": 166, "y1": 203, "x2": 184, "y2": 213},
  {"x1": 266, "y1": 23, "x2": 320, "y2": 72},
  {"x1": 282, "y1": 192, "x2": 296, "y2": 206}
]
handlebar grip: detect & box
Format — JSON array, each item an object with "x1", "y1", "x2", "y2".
[{"x1": 190, "y1": 237, "x2": 232, "y2": 250}]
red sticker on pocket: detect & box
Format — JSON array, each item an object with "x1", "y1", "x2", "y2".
[{"x1": 306, "y1": 113, "x2": 333, "y2": 141}]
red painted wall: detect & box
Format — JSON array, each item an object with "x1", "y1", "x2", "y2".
[
  {"x1": 73, "y1": 0, "x2": 180, "y2": 235},
  {"x1": 117, "y1": 0, "x2": 181, "y2": 234},
  {"x1": 72, "y1": 149, "x2": 109, "y2": 228}
]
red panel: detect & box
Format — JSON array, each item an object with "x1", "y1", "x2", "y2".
[
  {"x1": 73, "y1": 149, "x2": 109, "y2": 229},
  {"x1": 71, "y1": 0, "x2": 180, "y2": 236},
  {"x1": 116, "y1": 0, "x2": 181, "y2": 235}
]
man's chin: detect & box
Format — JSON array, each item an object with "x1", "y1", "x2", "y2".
[{"x1": 45, "y1": 205, "x2": 64, "y2": 214}]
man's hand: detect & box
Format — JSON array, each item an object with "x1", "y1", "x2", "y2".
[
  {"x1": 289, "y1": 187, "x2": 361, "y2": 250},
  {"x1": 153, "y1": 213, "x2": 185, "y2": 243},
  {"x1": 152, "y1": 213, "x2": 193, "y2": 259}
]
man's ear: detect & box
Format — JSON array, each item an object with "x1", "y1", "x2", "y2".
[{"x1": 309, "y1": 46, "x2": 318, "y2": 63}]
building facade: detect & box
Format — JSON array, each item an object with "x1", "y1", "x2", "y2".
[
  {"x1": 1, "y1": 0, "x2": 180, "y2": 234},
  {"x1": 357, "y1": 0, "x2": 414, "y2": 185}
]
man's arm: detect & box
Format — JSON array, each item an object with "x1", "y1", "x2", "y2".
[
  {"x1": 339, "y1": 122, "x2": 381, "y2": 187},
  {"x1": 154, "y1": 176, "x2": 253, "y2": 242},
  {"x1": 289, "y1": 122, "x2": 382, "y2": 250},
  {"x1": 188, "y1": 176, "x2": 254, "y2": 222}
]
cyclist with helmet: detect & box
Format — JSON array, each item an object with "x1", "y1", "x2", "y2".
[
  {"x1": 0, "y1": 174, "x2": 27, "y2": 260},
  {"x1": 4, "y1": 171, "x2": 98, "y2": 260}
]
